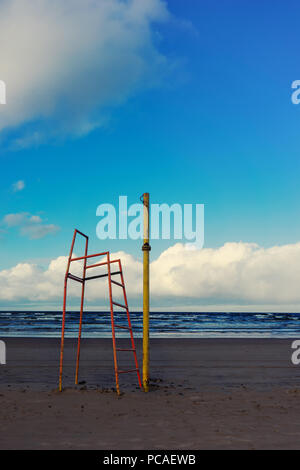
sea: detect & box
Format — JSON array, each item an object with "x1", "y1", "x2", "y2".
[{"x1": 0, "y1": 311, "x2": 300, "y2": 338}]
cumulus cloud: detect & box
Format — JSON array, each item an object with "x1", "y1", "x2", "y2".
[
  {"x1": 1, "y1": 241, "x2": 300, "y2": 310},
  {"x1": 12, "y1": 180, "x2": 25, "y2": 192},
  {"x1": 2, "y1": 212, "x2": 59, "y2": 239},
  {"x1": 0, "y1": 0, "x2": 171, "y2": 143},
  {"x1": 3, "y1": 212, "x2": 28, "y2": 227},
  {"x1": 0, "y1": 251, "x2": 140, "y2": 302},
  {"x1": 150, "y1": 242, "x2": 300, "y2": 304}
]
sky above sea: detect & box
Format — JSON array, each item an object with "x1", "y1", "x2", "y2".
[{"x1": 1, "y1": 0, "x2": 300, "y2": 311}]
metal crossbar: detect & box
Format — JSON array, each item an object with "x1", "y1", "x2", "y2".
[{"x1": 59, "y1": 229, "x2": 142, "y2": 394}]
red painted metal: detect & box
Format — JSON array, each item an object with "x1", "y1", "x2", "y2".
[
  {"x1": 75, "y1": 233, "x2": 88, "y2": 385},
  {"x1": 59, "y1": 229, "x2": 142, "y2": 394},
  {"x1": 118, "y1": 259, "x2": 142, "y2": 389},
  {"x1": 70, "y1": 251, "x2": 108, "y2": 262}
]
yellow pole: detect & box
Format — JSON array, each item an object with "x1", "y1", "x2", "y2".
[{"x1": 142, "y1": 192, "x2": 151, "y2": 392}]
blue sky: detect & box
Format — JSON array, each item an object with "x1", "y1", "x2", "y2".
[{"x1": 1, "y1": 0, "x2": 300, "y2": 310}]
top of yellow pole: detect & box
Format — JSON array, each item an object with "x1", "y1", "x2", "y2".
[{"x1": 142, "y1": 193, "x2": 151, "y2": 251}]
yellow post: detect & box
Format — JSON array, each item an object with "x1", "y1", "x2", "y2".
[{"x1": 142, "y1": 192, "x2": 151, "y2": 392}]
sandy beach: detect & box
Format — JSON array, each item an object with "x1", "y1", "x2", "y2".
[{"x1": 1, "y1": 337, "x2": 300, "y2": 449}]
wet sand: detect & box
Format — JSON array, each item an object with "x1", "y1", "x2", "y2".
[{"x1": 1, "y1": 337, "x2": 300, "y2": 449}]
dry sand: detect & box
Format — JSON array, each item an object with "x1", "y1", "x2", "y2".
[{"x1": 1, "y1": 337, "x2": 300, "y2": 449}]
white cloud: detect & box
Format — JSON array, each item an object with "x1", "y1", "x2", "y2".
[
  {"x1": 3, "y1": 212, "x2": 28, "y2": 227},
  {"x1": 2, "y1": 212, "x2": 59, "y2": 239},
  {"x1": 12, "y1": 180, "x2": 25, "y2": 192},
  {"x1": 150, "y1": 242, "x2": 300, "y2": 304},
  {"x1": 20, "y1": 223, "x2": 59, "y2": 240},
  {"x1": 0, "y1": 0, "x2": 171, "y2": 143},
  {"x1": 0, "y1": 251, "x2": 140, "y2": 302},
  {"x1": 1, "y1": 241, "x2": 300, "y2": 310}
]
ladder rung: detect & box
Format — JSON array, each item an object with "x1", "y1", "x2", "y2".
[
  {"x1": 112, "y1": 301, "x2": 127, "y2": 309},
  {"x1": 67, "y1": 273, "x2": 84, "y2": 283},
  {"x1": 85, "y1": 271, "x2": 121, "y2": 281},
  {"x1": 87, "y1": 259, "x2": 119, "y2": 269},
  {"x1": 114, "y1": 324, "x2": 131, "y2": 330},
  {"x1": 116, "y1": 348, "x2": 136, "y2": 352},
  {"x1": 118, "y1": 369, "x2": 139, "y2": 374},
  {"x1": 86, "y1": 261, "x2": 108, "y2": 269},
  {"x1": 85, "y1": 273, "x2": 108, "y2": 280},
  {"x1": 111, "y1": 280, "x2": 124, "y2": 288}
]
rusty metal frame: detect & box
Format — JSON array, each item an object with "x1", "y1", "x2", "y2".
[{"x1": 59, "y1": 229, "x2": 142, "y2": 394}]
